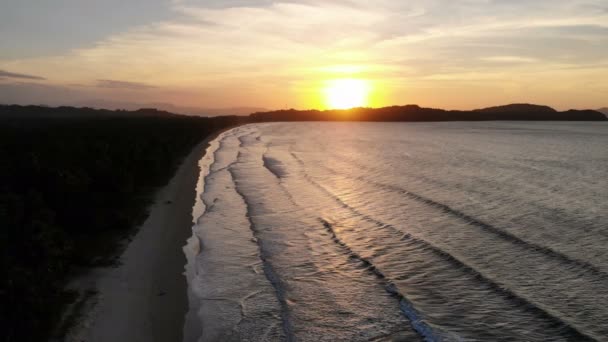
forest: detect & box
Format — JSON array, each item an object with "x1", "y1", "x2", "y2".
[{"x1": 0, "y1": 107, "x2": 245, "y2": 341}]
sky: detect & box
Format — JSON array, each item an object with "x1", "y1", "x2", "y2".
[{"x1": 1, "y1": 0, "x2": 607, "y2": 111}]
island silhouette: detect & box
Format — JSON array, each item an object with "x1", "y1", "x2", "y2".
[{"x1": 250, "y1": 104, "x2": 607, "y2": 122}]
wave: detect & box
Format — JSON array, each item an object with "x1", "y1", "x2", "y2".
[
  {"x1": 263, "y1": 155, "x2": 288, "y2": 179},
  {"x1": 228, "y1": 165, "x2": 293, "y2": 342},
  {"x1": 320, "y1": 218, "x2": 451, "y2": 342},
  {"x1": 188, "y1": 128, "x2": 288, "y2": 342},
  {"x1": 319, "y1": 156, "x2": 608, "y2": 282},
  {"x1": 380, "y1": 181, "x2": 608, "y2": 279},
  {"x1": 185, "y1": 129, "x2": 236, "y2": 342},
  {"x1": 200, "y1": 134, "x2": 240, "y2": 221},
  {"x1": 253, "y1": 141, "x2": 421, "y2": 340},
  {"x1": 237, "y1": 132, "x2": 261, "y2": 148},
  {"x1": 288, "y1": 151, "x2": 595, "y2": 341}
]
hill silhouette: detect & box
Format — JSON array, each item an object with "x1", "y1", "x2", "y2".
[
  {"x1": 72, "y1": 99, "x2": 267, "y2": 116},
  {"x1": 598, "y1": 107, "x2": 608, "y2": 116},
  {"x1": 3, "y1": 103, "x2": 605, "y2": 121},
  {"x1": 0, "y1": 103, "x2": 267, "y2": 118},
  {"x1": 250, "y1": 103, "x2": 606, "y2": 122},
  {"x1": 0, "y1": 105, "x2": 180, "y2": 119}
]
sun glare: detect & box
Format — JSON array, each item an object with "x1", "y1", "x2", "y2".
[{"x1": 324, "y1": 79, "x2": 370, "y2": 109}]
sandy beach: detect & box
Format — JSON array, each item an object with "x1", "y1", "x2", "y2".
[{"x1": 64, "y1": 130, "x2": 227, "y2": 342}]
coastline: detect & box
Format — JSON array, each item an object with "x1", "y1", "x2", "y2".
[{"x1": 63, "y1": 127, "x2": 235, "y2": 342}]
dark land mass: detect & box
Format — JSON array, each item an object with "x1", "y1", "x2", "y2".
[
  {"x1": 0, "y1": 102, "x2": 605, "y2": 341},
  {"x1": 0, "y1": 103, "x2": 266, "y2": 118},
  {"x1": 0, "y1": 104, "x2": 184, "y2": 119},
  {"x1": 70, "y1": 100, "x2": 267, "y2": 116},
  {"x1": 2, "y1": 103, "x2": 606, "y2": 122},
  {"x1": 0, "y1": 109, "x2": 246, "y2": 342},
  {"x1": 0, "y1": 104, "x2": 608, "y2": 122},
  {"x1": 250, "y1": 103, "x2": 607, "y2": 122}
]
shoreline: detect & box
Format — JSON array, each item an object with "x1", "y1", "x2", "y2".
[{"x1": 64, "y1": 127, "x2": 236, "y2": 342}]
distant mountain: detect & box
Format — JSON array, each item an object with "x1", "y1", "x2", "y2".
[
  {"x1": 250, "y1": 104, "x2": 607, "y2": 122},
  {"x1": 473, "y1": 104, "x2": 606, "y2": 121},
  {"x1": 0, "y1": 104, "x2": 263, "y2": 119},
  {"x1": 0, "y1": 105, "x2": 184, "y2": 119},
  {"x1": 597, "y1": 108, "x2": 608, "y2": 116},
  {"x1": 73, "y1": 99, "x2": 266, "y2": 116},
  {"x1": 3, "y1": 103, "x2": 606, "y2": 122},
  {"x1": 474, "y1": 103, "x2": 556, "y2": 116}
]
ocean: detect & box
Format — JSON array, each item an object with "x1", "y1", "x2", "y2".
[{"x1": 184, "y1": 122, "x2": 608, "y2": 341}]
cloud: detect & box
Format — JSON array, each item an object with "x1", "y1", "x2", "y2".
[
  {"x1": 0, "y1": 69, "x2": 45, "y2": 80},
  {"x1": 0, "y1": 82, "x2": 84, "y2": 106},
  {"x1": 0, "y1": 0, "x2": 170, "y2": 59},
  {"x1": 1, "y1": 0, "x2": 607, "y2": 110},
  {"x1": 96, "y1": 79, "x2": 156, "y2": 90},
  {"x1": 480, "y1": 56, "x2": 538, "y2": 64}
]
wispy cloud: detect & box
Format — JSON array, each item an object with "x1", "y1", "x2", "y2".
[
  {"x1": 480, "y1": 56, "x2": 539, "y2": 64},
  {"x1": 0, "y1": 69, "x2": 45, "y2": 80},
  {"x1": 0, "y1": 82, "x2": 82, "y2": 106},
  {"x1": 0, "y1": 0, "x2": 607, "y2": 110},
  {"x1": 96, "y1": 79, "x2": 156, "y2": 90}
]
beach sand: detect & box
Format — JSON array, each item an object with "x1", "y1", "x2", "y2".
[{"x1": 63, "y1": 131, "x2": 224, "y2": 342}]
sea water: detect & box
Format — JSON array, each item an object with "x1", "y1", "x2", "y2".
[{"x1": 184, "y1": 122, "x2": 608, "y2": 341}]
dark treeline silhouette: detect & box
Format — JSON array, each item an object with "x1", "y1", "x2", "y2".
[
  {"x1": 0, "y1": 107, "x2": 246, "y2": 342},
  {"x1": 250, "y1": 104, "x2": 607, "y2": 122},
  {"x1": 0, "y1": 104, "x2": 179, "y2": 119}
]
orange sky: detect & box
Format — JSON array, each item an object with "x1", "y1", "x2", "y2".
[{"x1": 1, "y1": 1, "x2": 607, "y2": 112}]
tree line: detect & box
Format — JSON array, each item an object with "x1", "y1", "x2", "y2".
[{"x1": 0, "y1": 109, "x2": 246, "y2": 342}]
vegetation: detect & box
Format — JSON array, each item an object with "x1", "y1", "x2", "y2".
[{"x1": 0, "y1": 107, "x2": 245, "y2": 342}]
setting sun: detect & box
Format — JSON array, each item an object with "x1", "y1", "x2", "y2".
[{"x1": 323, "y1": 79, "x2": 370, "y2": 109}]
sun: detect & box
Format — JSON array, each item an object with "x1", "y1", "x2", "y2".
[{"x1": 323, "y1": 79, "x2": 370, "y2": 109}]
